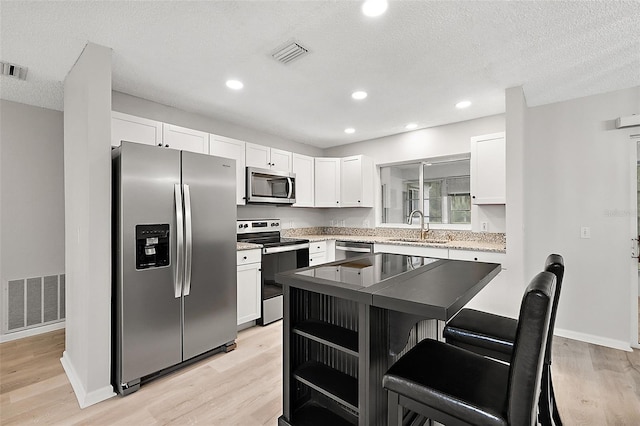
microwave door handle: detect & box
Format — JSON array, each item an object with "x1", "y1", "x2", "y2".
[
  {"x1": 183, "y1": 184, "x2": 193, "y2": 296},
  {"x1": 286, "y1": 177, "x2": 293, "y2": 198},
  {"x1": 174, "y1": 184, "x2": 184, "y2": 298}
]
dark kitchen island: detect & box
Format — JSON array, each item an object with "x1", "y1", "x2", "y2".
[{"x1": 276, "y1": 252, "x2": 501, "y2": 426}]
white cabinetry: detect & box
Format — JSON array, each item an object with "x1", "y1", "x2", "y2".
[
  {"x1": 210, "y1": 135, "x2": 246, "y2": 205},
  {"x1": 236, "y1": 249, "x2": 261, "y2": 325},
  {"x1": 245, "y1": 142, "x2": 292, "y2": 172},
  {"x1": 162, "y1": 123, "x2": 209, "y2": 154},
  {"x1": 293, "y1": 153, "x2": 314, "y2": 207},
  {"x1": 448, "y1": 249, "x2": 506, "y2": 267},
  {"x1": 309, "y1": 240, "x2": 327, "y2": 266},
  {"x1": 340, "y1": 155, "x2": 374, "y2": 207},
  {"x1": 374, "y1": 243, "x2": 448, "y2": 259},
  {"x1": 111, "y1": 111, "x2": 162, "y2": 147},
  {"x1": 314, "y1": 158, "x2": 341, "y2": 207},
  {"x1": 471, "y1": 132, "x2": 506, "y2": 204}
]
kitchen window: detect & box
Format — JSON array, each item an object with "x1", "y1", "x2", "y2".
[{"x1": 380, "y1": 157, "x2": 471, "y2": 226}]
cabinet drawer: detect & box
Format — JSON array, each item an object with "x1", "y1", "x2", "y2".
[
  {"x1": 237, "y1": 249, "x2": 261, "y2": 265},
  {"x1": 309, "y1": 253, "x2": 327, "y2": 266},
  {"x1": 309, "y1": 241, "x2": 327, "y2": 254},
  {"x1": 448, "y1": 249, "x2": 505, "y2": 267}
]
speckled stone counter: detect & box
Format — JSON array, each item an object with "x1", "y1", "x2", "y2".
[
  {"x1": 282, "y1": 227, "x2": 506, "y2": 253},
  {"x1": 236, "y1": 242, "x2": 262, "y2": 251}
]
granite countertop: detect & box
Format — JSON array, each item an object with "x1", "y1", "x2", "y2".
[
  {"x1": 296, "y1": 234, "x2": 505, "y2": 253},
  {"x1": 237, "y1": 242, "x2": 262, "y2": 251}
]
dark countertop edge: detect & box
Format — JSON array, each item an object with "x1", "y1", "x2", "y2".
[{"x1": 277, "y1": 271, "x2": 373, "y2": 304}]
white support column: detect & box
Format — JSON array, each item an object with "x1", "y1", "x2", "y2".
[{"x1": 61, "y1": 42, "x2": 115, "y2": 408}]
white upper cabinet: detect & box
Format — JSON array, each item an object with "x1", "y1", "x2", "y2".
[
  {"x1": 470, "y1": 132, "x2": 506, "y2": 204},
  {"x1": 209, "y1": 134, "x2": 246, "y2": 205},
  {"x1": 314, "y1": 158, "x2": 341, "y2": 207},
  {"x1": 292, "y1": 153, "x2": 315, "y2": 207},
  {"x1": 162, "y1": 124, "x2": 209, "y2": 154},
  {"x1": 340, "y1": 155, "x2": 374, "y2": 207},
  {"x1": 245, "y1": 142, "x2": 292, "y2": 172},
  {"x1": 111, "y1": 111, "x2": 162, "y2": 147}
]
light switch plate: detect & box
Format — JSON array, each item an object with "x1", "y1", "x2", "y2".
[
  {"x1": 580, "y1": 226, "x2": 591, "y2": 239},
  {"x1": 481, "y1": 222, "x2": 488, "y2": 232}
]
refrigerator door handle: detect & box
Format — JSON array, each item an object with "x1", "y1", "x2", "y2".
[
  {"x1": 174, "y1": 184, "x2": 184, "y2": 298},
  {"x1": 183, "y1": 184, "x2": 193, "y2": 296}
]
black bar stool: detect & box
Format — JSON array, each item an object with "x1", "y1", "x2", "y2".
[
  {"x1": 383, "y1": 271, "x2": 556, "y2": 426},
  {"x1": 443, "y1": 254, "x2": 564, "y2": 425}
]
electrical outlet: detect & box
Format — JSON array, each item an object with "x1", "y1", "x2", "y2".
[
  {"x1": 580, "y1": 226, "x2": 591, "y2": 239},
  {"x1": 481, "y1": 222, "x2": 488, "y2": 232}
]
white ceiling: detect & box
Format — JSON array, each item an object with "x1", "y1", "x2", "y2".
[{"x1": 1, "y1": 1, "x2": 638, "y2": 149}]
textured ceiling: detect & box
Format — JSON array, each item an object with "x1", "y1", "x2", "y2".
[{"x1": 1, "y1": 1, "x2": 638, "y2": 148}]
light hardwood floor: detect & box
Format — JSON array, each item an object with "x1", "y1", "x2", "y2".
[{"x1": 1, "y1": 323, "x2": 639, "y2": 425}]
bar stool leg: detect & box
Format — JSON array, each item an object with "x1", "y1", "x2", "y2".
[{"x1": 387, "y1": 391, "x2": 402, "y2": 426}]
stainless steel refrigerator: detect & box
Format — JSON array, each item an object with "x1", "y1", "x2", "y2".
[{"x1": 112, "y1": 141, "x2": 237, "y2": 395}]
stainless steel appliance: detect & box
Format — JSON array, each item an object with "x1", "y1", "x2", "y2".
[
  {"x1": 112, "y1": 142, "x2": 237, "y2": 395},
  {"x1": 246, "y1": 167, "x2": 296, "y2": 204},
  {"x1": 335, "y1": 240, "x2": 374, "y2": 260},
  {"x1": 236, "y1": 220, "x2": 308, "y2": 325}
]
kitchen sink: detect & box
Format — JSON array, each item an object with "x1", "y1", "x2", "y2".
[{"x1": 389, "y1": 238, "x2": 448, "y2": 244}]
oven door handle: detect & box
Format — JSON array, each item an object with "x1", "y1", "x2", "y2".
[{"x1": 263, "y1": 243, "x2": 310, "y2": 255}]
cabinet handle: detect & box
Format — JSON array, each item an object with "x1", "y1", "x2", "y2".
[
  {"x1": 165, "y1": 144, "x2": 169, "y2": 148},
  {"x1": 336, "y1": 201, "x2": 339, "y2": 204},
  {"x1": 358, "y1": 200, "x2": 361, "y2": 203},
  {"x1": 474, "y1": 257, "x2": 478, "y2": 261},
  {"x1": 243, "y1": 256, "x2": 247, "y2": 260},
  {"x1": 158, "y1": 143, "x2": 162, "y2": 147},
  {"x1": 472, "y1": 195, "x2": 476, "y2": 199}
]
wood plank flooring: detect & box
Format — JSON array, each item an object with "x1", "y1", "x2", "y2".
[{"x1": 1, "y1": 323, "x2": 639, "y2": 425}]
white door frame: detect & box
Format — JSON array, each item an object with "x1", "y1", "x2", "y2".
[{"x1": 630, "y1": 136, "x2": 639, "y2": 349}]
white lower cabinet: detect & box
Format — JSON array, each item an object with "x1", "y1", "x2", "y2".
[
  {"x1": 309, "y1": 240, "x2": 327, "y2": 266},
  {"x1": 374, "y1": 243, "x2": 448, "y2": 259},
  {"x1": 236, "y1": 249, "x2": 261, "y2": 325},
  {"x1": 447, "y1": 249, "x2": 506, "y2": 267}
]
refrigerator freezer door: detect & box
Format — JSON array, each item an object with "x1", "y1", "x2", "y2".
[
  {"x1": 181, "y1": 151, "x2": 238, "y2": 360},
  {"x1": 116, "y1": 142, "x2": 183, "y2": 385}
]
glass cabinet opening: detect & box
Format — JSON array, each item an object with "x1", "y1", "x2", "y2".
[{"x1": 380, "y1": 156, "x2": 471, "y2": 226}]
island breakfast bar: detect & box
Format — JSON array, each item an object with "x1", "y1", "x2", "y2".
[{"x1": 276, "y1": 252, "x2": 501, "y2": 426}]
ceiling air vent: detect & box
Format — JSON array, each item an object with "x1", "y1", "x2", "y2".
[
  {"x1": 1, "y1": 61, "x2": 28, "y2": 80},
  {"x1": 271, "y1": 40, "x2": 309, "y2": 64}
]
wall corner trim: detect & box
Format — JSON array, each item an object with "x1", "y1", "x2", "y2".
[
  {"x1": 61, "y1": 351, "x2": 116, "y2": 409},
  {"x1": 554, "y1": 328, "x2": 633, "y2": 352}
]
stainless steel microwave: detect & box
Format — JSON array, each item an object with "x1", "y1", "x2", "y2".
[{"x1": 246, "y1": 167, "x2": 296, "y2": 204}]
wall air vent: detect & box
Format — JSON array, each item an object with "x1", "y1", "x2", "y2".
[
  {"x1": 1, "y1": 61, "x2": 28, "y2": 80},
  {"x1": 271, "y1": 40, "x2": 309, "y2": 64}
]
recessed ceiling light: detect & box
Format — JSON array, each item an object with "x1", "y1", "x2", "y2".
[
  {"x1": 345, "y1": 128, "x2": 356, "y2": 134},
  {"x1": 456, "y1": 100, "x2": 471, "y2": 109},
  {"x1": 226, "y1": 79, "x2": 244, "y2": 90},
  {"x1": 405, "y1": 123, "x2": 418, "y2": 130},
  {"x1": 362, "y1": 0, "x2": 388, "y2": 17},
  {"x1": 352, "y1": 91, "x2": 368, "y2": 100}
]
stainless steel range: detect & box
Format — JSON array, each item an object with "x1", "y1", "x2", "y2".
[{"x1": 236, "y1": 219, "x2": 309, "y2": 325}]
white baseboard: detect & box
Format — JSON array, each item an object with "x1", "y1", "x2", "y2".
[
  {"x1": 555, "y1": 328, "x2": 633, "y2": 352},
  {"x1": 0, "y1": 321, "x2": 66, "y2": 343},
  {"x1": 61, "y1": 351, "x2": 115, "y2": 408}
]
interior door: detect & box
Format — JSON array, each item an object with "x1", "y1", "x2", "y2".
[
  {"x1": 181, "y1": 151, "x2": 237, "y2": 360},
  {"x1": 118, "y1": 142, "x2": 182, "y2": 384}
]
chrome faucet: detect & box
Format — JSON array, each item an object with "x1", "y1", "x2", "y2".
[{"x1": 408, "y1": 209, "x2": 429, "y2": 240}]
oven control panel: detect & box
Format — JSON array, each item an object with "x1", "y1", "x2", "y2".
[{"x1": 237, "y1": 219, "x2": 281, "y2": 234}]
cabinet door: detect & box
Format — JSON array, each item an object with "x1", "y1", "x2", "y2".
[
  {"x1": 269, "y1": 148, "x2": 292, "y2": 172},
  {"x1": 237, "y1": 262, "x2": 261, "y2": 325},
  {"x1": 293, "y1": 153, "x2": 314, "y2": 207},
  {"x1": 111, "y1": 111, "x2": 162, "y2": 147},
  {"x1": 314, "y1": 158, "x2": 341, "y2": 207},
  {"x1": 210, "y1": 135, "x2": 246, "y2": 205},
  {"x1": 245, "y1": 142, "x2": 270, "y2": 169},
  {"x1": 471, "y1": 133, "x2": 506, "y2": 204},
  {"x1": 162, "y1": 124, "x2": 209, "y2": 154},
  {"x1": 308, "y1": 253, "x2": 327, "y2": 266},
  {"x1": 340, "y1": 156, "x2": 362, "y2": 207}
]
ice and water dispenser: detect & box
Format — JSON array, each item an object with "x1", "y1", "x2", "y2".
[{"x1": 135, "y1": 224, "x2": 170, "y2": 269}]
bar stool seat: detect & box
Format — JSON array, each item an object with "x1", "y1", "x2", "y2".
[
  {"x1": 384, "y1": 338, "x2": 510, "y2": 426},
  {"x1": 383, "y1": 271, "x2": 556, "y2": 426}
]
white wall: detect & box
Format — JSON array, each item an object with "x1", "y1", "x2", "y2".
[
  {"x1": 0, "y1": 100, "x2": 65, "y2": 336},
  {"x1": 61, "y1": 43, "x2": 115, "y2": 408},
  {"x1": 523, "y1": 86, "x2": 639, "y2": 350},
  {"x1": 322, "y1": 115, "x2": 506, "y2": 229}
]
